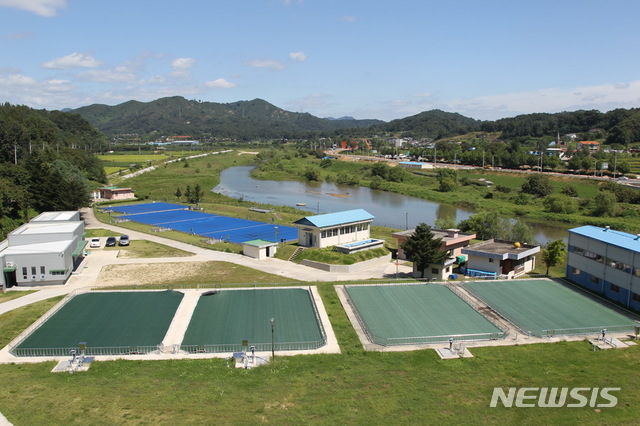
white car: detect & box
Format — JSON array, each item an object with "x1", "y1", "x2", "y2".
[{"x1": 89, "y1": 238, "x2": 101, "y2": 248}]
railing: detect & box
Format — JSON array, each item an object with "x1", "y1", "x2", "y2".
[
  {"x1": 11, "y1": 344, "x2": 163, "y2": 357},
  {"x1": 542, "y1": 324, "x2": 637, "y2": 338},
  {"x1": 373, "y1": 332, "x2": 506, "y2": 346},
  {"x1": 308, "y1": 286, "x2": 327, "y2": 343},
  {"x1": 180, "y1": 339, "x2": 326, "y2": 354}
]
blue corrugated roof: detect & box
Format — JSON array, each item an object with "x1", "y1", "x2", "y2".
[
  {"x1": 570, "y1": 225, "x2": 640, "y2": 253},
  {"x1": 294, "y1": 209, "x2": 374, "y2": 228}
]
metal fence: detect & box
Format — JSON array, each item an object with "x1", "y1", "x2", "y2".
[
  {"x1": 446, "y1": 283, "x2": 508, "y2": 337},
  {"x1": 11, "y1": 344, "x2": 163, "y2": 357},
  {"x1": 542, "y1": 324, "x2": 637, "y2": 338},
  {"x1": 180, "y1": 339, "x2": 326, "y2": 354}
]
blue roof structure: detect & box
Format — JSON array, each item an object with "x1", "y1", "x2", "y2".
[
  {"x1": 570, "y1": 225, "x2": 640, "y2": 253},
  {"x1": 294, "y1": 209, "x2": 374, "y2": 228}
]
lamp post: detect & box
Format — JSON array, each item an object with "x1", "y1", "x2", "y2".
[
  {"x1": 405, "y1": 212, "x2": 409, "y2": 230},
  {"x1": 270, "y1": 318, "x2": 275, "y2": 359}
]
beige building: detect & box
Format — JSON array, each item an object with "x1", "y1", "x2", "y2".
[
  {"x1": 462, "y1": 239, "x2": 540, "y2": 279},
  {"x1": 293, "y1": 209, "x2": 374, "y2": 249}
]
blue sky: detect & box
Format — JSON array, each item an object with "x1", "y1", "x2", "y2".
[{"x1": 1, "y1": 0, "x2": 639, "y2": 121}]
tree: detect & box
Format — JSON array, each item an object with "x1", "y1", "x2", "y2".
[
  {"x1": 434, "y1": 216, "x2": 457, "y2": 229},
  {"x1": 175, "y1": 187, "x2": 182, "y2": 199},
  {"x1": 188, "y1": 183, "x2": 205, "y2": 204},
  {"x1": 436, "y1": 168, "x2": 458, "y2": 192},
  {"x1": 401, "y1": 223, "x2": 449, "y2": 278},
  {"x1": 543, "y1": 194, "x2": 579, "y2": 214},
  {"x1": 458, "y1": 212, "x2": 510, "y2": 240},
  {"x1": 593, "y1": 191, "x2": 618, "y2": 217},
  {"x1": 541, "y1": 240, "x2": 567, "y2": 275},
  {"x1": 521, "y1": 175, "x2": 553, "y2": 197}
]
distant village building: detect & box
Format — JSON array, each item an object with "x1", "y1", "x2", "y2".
[
  {"x1": 97, "y1": 186, "x2": 136, "y2": 200},
  {"x1": 293, "y1": 209, "x2": 374, "y2": 248},
  {"x1": 398, "y1": 161, "x2": 432, "y2": 170},
  {"x1": 577, "y1": 141, "x2": 600, "y2": 152}
]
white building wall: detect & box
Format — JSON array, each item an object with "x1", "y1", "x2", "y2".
[{"x1": 467, "y1": 255, "x2": 501, "y2": 274}]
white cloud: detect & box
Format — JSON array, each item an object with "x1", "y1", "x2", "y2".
[
  {"x1": 78, "y1": 69, "x2": 136, "y2": 83},
  {"x1": 170, "y1": 57, "x2": 196, "y2": 78},
  {"x1": 42, "y1": 52, "x2": 101, "y2": 69},
  {"x1": 2, "y1": 31, "x2": 36, "y2": 40},
  {"x1": 0, "y1": 0, "x2": 66, "y2": 17},
  {"x1": 340, "y1": 16, "x2": 357, "y2": 22},
  {"x1": 448, "y1": 81, "x2": 640, "y2": 120},
  {"x1": 205, "y1": 78, "x2": 237, "y2": 89},
  {"x1": 288, "y1": 51, "x2": 307, "y2": 62},
  {"x1": 247, "y1": 59, "x2": 285, "y2": 70},
  {"x1": 415, "y1": 92, "x2": 432, "y2": 98}
]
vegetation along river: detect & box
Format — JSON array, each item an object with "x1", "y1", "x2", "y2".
[{"x1": 214, "y1": 166, "x2": 569, "y2": 244}]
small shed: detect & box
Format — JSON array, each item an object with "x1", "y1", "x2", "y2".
[{"x1": 242, "y1": 239, "x2": 278, "y2": 260}]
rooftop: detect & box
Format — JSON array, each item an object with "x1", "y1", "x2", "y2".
[
  {"x1": 293, "y1": 209, "x2": 374, "y2": 229},
  {"x1": 570, "y1": 225, "x2": 640, "y2": 253},
  {"x1": 462, "y1": 239, "x2": 540, "y2": 260},
  {"x1": 243, "y1": 239, "x2": 277, "y2": 247},
  {"x1": 29, "y1": 211, "x2": 78, "y2": 222}
]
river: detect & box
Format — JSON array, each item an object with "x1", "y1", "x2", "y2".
[{"x1": 213, "y1": 166, "x2": 569, "y2": 244}]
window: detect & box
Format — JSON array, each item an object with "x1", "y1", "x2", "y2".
[
  {"x1": 489, "y1": 258, "x2": 494, "y2": 263},
  {"x1": 40, "y1": 266, "x2": 45, "y2": 274},
  {"x1": 590, "y1": 275, "x2": 600, "y2": 284},
  {"x1": 632, "y1": 292, "x2": 640, "y2": 303},
  {"x1": 431, "y1": 268, "x2": 439, "y2": 274},
  {"x1": 610, "y1": 284, "x2": 620, "y2": 293},
  {"x1": 31, "y1": 266, "x2": 36, "y2": 276},
  {"x1": 571, "y1": 267, "x2": 580, "y2": 275},
  {"x1": 22, "y1": 266, "x2": 27, "y2": 279}
]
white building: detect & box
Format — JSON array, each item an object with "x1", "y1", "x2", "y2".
[
  {"x1": 1, "y1": 212, "x2": 85, "y2": 289},
  {"x1": 293, "y1": 209, "x2": 374, "y2": 249},
  {"x1": 461, "y1": 239, "x2": 540, "y2": 279}
]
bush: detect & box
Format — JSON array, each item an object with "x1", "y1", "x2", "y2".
[
  {"x1": 543, "y1": 194, "x2": 579, "y2": 214},
  {"x1": 496, "y1": 185, "x2": 512, "y2": 194}
]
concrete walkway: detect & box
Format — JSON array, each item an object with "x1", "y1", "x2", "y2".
[{"x1": 161, "y1": 291, "x2": 201, "y2": 349}]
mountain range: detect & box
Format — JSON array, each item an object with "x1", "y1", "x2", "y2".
[{"x1": 71, "y1": 96, "x2": 384, "y2": 139}]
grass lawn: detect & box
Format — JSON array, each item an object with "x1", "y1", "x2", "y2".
[
  {"x1": 0, "y1": 286, "x2": 638, "y2": 424},
  {"x1": 0, "y1": 290, "x2": 36, "y2": 303}
]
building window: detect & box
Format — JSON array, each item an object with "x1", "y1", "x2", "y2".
[
  {"x1": 22, "y1": 267, "x2": 27, "y2": 279},
  {"x1": 431, "y1": 268, "x2": 439, "y2": 274},
  {"x1": 610, "y1": 284, "x2": 620, "y2": 293},
  {"x1": 571, "y1": 267, "x2": 580, "y2": 275},
  {"x1": 590, "y1": 275, "x2": 599, "y2": 284},
  {"x1": 489, "y1": 258, "x2": 494, "y2": 263},
  {"x1": 31, "y1": 266, "x2": 36, "y2": 276},
  {"x1": 632, "y1": 292, "x2": 640, "y2": 303},
  {"x1": 40, "y1": 266, "x2": 45, "y2": 275}
]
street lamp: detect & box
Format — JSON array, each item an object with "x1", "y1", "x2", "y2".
[{"x1": 270, "y1": 318, "x2": 275, "y2": 359}]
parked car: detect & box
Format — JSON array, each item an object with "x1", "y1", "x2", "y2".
[
  {"x1": 106, "y1": 236, "x2": 117, "y2": 247},
  {"x1": 119, "y1": 235, "x2": 130, "y2": 246},
  {"x1": 89, "y1": 238, "x2": 101, "y2": 248}
]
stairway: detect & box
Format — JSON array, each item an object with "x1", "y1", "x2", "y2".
[{"x1": 288, "y1": 246, "x2": 305, "y2": 262}]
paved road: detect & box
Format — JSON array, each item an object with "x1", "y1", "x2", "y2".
[{"x1": 0, "y1": 207, "x2": 411, "y2": 316}]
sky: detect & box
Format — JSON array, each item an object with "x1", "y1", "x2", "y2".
[{"x1": 1, "y1": 0, "x2": 640, "y2": 121}]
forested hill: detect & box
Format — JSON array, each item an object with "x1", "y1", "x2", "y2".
[
  {"x1": 0, "y1": 103, "x2": 107, "y2": 238},
  {"x1": 376, "y1": 110, "x2": 482, "y2": 139},
  {"x1": 71, "y1": 96, "x2": 384, "y2": 139}
]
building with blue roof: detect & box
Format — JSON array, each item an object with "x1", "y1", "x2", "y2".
[
  {"x1": 293, "y1": 209, "x2": 374, "y2": 248},
  {"x1": 566, "y1": 225, "x2": 640, "y2": 310}
]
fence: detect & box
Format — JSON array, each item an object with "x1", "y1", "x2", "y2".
[
  {"x1": 11, "y1": 345, "x2": 163, "y2": 357},
  {"x1": 542, "y1": 324, "x2": 637, "y2": 338},
  {"x1": 180, "y1": 339, "x2": 326, "y2": 354}
]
